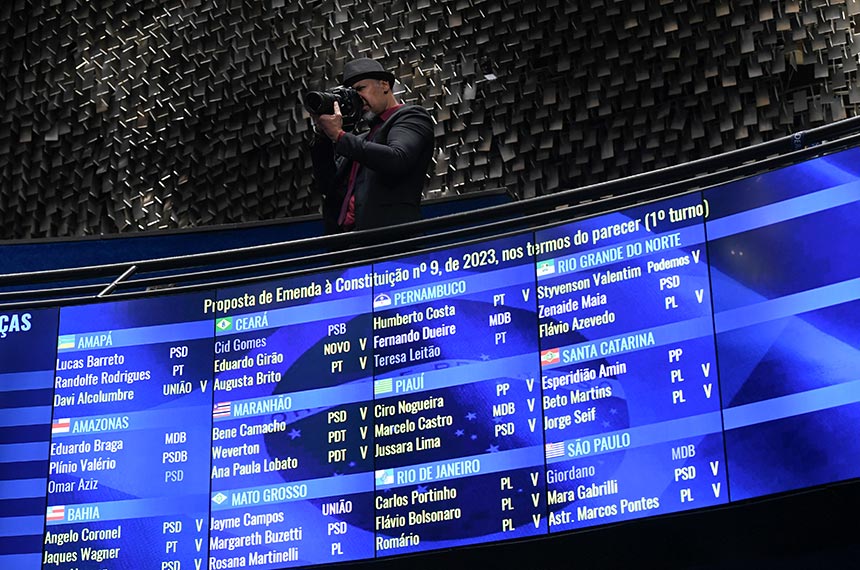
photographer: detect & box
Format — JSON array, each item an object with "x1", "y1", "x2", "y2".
[{"x1": 309, "y1": 58, "x2": 434, "y2": 233}]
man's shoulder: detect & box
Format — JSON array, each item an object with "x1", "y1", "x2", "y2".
[
  {"x1": 389, "y1": 104, "x2": 433, "y2": 122},
  {"x1": 385, "y1": 105, "x2": 433, "y2": 140}
]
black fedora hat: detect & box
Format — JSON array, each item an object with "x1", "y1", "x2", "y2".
[{"x1": 342, "y1": 58, "x2": 396, "y2": 87}]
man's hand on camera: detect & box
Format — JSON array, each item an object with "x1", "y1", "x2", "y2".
[{"x1": 315, "y1": 101, "x2": 345, "y2": 142}]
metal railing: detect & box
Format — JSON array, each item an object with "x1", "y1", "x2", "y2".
[{"x1": 2, "y1": 115, "x2": 860, "y2": 309}]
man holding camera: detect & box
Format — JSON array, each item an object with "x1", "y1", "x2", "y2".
[{"x1": 310, "y1": 58, "x2": 434, "y2": 233}]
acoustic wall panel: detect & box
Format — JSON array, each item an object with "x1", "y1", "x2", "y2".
[{"x1": 0, "y1": 0, "x2": 858, "y2": 238}]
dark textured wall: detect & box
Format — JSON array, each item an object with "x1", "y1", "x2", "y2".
[{"x1": 1, "y1": 0, "x2": 858, "y2": 239}]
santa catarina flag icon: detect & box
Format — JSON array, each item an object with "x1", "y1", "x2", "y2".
[{"x1": 540, "y1": 348, "x2": 560, "y2": 365}]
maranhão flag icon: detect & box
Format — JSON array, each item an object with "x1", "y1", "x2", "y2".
[
  {"x1": 46, "y1": 505, "x2": 65, "y2": 522},
  {"x1": 540, "y1": 348, "x2": 560, "y2": 366},
  {"x1": 52, "y1": 418, "x2": 71, "y2": 434},
  {"x1": 213, "y1": 402, "x2": 231, "y2": 418}
]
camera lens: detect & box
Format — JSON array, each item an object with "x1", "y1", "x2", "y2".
[{"x1": 304, "y1": 91, "x2": 333, "y2": 115}]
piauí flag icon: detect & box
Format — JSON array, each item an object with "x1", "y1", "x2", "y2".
[{"x1": 374, "y1": 378, "x2": 394, "y2": 395}]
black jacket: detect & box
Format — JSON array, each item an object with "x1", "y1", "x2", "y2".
[{"x1": 311, "y1": 105, "x2": 434, "y2": 232}]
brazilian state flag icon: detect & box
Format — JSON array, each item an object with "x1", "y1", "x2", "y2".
[
  {"x1": 375, "y1": 469, "x2": 394, "y2": 486},
  {"x1": 536, "y1": 259, "x2": 556, "y2": 277},
  {"x1": 374, "y1": 378, "x2": 393, "y2": 395},
  {"x1": 216, "y1": 317, "x2": 233, "y2": 332}
]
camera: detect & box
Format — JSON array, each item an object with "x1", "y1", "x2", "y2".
[{"x1": 304, "y1": 87, "x2": 364, "y2": 130}]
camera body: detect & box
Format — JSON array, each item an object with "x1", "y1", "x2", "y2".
[{"x1": 304, "y1": 87, "x2": 364, "y2": 130}]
